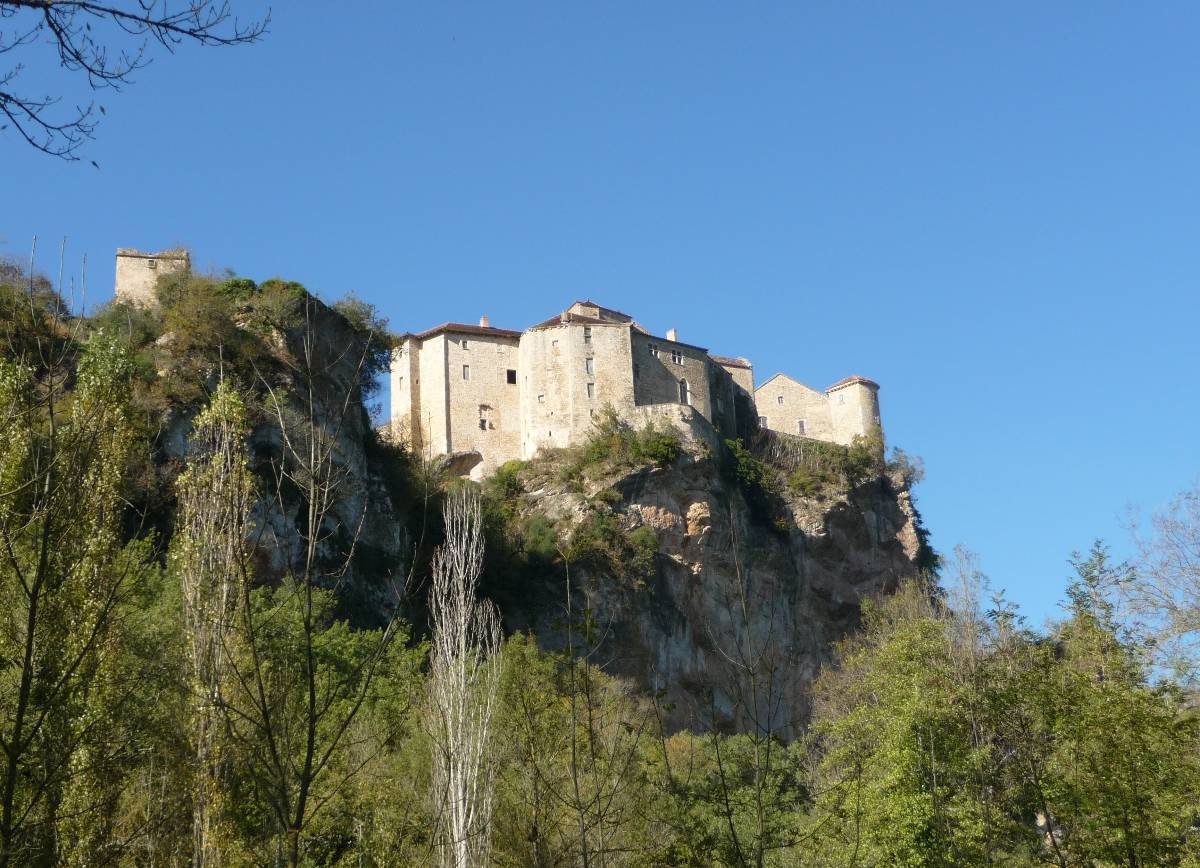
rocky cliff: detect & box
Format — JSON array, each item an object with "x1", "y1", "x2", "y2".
[{"x1": 474, "y1": 406, "x2": 932, "y2": 737}]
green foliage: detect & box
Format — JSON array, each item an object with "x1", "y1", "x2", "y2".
[
  {"x1": 566, "y1": 508, "x2": 658, "y2": 588},
  {"x1": 559, "y1": 406, "x2": 683, "y2": 485},
  {"x1": 723, "y1": 437, "x2": 789, "y2": 530}
]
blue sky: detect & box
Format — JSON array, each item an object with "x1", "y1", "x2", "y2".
[{"x1": 3, "y1": 2, "x2": 1197, "y2": 623}]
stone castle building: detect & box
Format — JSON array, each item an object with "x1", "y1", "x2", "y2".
[
  {"x1": 114, "y1": 247, "x2": 190, "y2": 307},
  {"x1": 392, "y1": 300, "x2": 881, "y2": 479}
]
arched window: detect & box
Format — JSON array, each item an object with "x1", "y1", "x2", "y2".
[{"x1": 678, "y1": 379, "x2": 690, "y2": 406}]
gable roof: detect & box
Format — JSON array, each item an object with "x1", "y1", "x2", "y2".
[
  {"x1": 405, "y1": 322, "x2": 522, "y2": 341},
  {"x1": 755, "y1": 372, "x2": 820, "y2": 393}
]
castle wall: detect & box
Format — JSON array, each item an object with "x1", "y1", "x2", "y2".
[
  {"x1": 390, "y1": 339, "x2": 424, "y2": 449},
  {"x1": 755, "y1": 375, "x2": 836, "y2": 441},
  {"x1": 114, "y1": 249, "x2": 189, "y2": 307},
  {"x1": 443, "y1": 331, "x2": 521, "y2": 478},
  {"x1": 519, "y1": 321, "x2": 636, "y2": 459},
  {"x1": 630, "y1": 331, "x2": 712, "y2": 421},
  {"x1": 829, "y1": 381, "x2": 881, "y2": 446},
  {"x1": 417, "y1": 335, "x2": 449, "y2": 455}
]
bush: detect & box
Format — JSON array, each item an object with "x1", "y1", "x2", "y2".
[
  {"x1": 724, "y1": 438, "x2": 788, "y2": 531},
  {"x1": 563, "y1": 407, "x2": 683, "y2": 483},
  {"x1": 567, "y1": 509, "x2": 657, "y2": 588}
]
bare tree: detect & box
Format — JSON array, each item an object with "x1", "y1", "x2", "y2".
[
  {"x1": 426, "y1": 487, "x2": 503, "y2": 868},
  {"x1": 1123, "y1": 483, "x2": 1200, "y2": 667},
  {"x1": 0, "y1": 0, "x2": 267, "y2": 159}
]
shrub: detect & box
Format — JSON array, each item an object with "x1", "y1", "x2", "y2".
[
  {"x1": 563, "y1": 406, "x2": 683, "y2": 482},
  {"x1": 567, "y1": 509, "x2": 657, "y2": 588}
]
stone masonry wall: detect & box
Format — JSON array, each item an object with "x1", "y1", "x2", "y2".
[
  {"x1": 755, "y1": 375, "x2": 836, "y2": 441},
  {"x1": 114, "y1": 248, "x2": 189, "y2": 307},
  {"x1": 444, "y1": 332, "x2": 521, "y2": 478},
  {"x1": 630, "y1": 331, "x2": 712, "y2": 420}
]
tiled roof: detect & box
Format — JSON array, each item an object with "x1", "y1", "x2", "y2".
[
  {"x1": 826, "y1": 375, "x2": 880, "y2": 392},
  {"x1": 528, "y1": 312, "x2": 610, "y2": 330},
  {"x1": 710, "y1": 354, "x2": 752, "y2": 370},
  {"x1": 573, "y1": 299, "x2": 635, "y2": 322},
  {"x1": 408, "y1": 322, "x2": 522, "y2": 340}
]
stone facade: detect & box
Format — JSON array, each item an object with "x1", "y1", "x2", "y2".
[
  {"x1": 754, "y1": 373, "x2": 881, "y2": 446},
  {"x1": 114, "y1": 248, "x2": 190, "y2": 307},
  {"x1": 391, "y1": 300, "x2": 883, "y2": 478}
]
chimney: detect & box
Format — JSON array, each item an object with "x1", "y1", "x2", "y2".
[
  {"x1": 666, "y1": 328, "x2": 678, "y2": 342},
  {"x1": 480, "y1": 315, "x2": 490, "y2": 328}
]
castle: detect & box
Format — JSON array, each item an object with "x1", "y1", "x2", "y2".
[
  {"x1": 392, "y1": 300, "x2": 881, "y2": 479},
  {"x1": 109, "y1": 252, "x2": 881, "y2": 478}
]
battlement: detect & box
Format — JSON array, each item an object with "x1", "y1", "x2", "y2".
[{"x1": 392, "y1": 300, "x2": 882, "y2": 479}]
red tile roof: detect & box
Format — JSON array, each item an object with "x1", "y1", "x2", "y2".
[
  {"x1": 407, "y1": 322, "x2": 522, "y2": 341},
  {"x1": 710, "y1": 354, "x2": 752, "y2": 370},
  {"x1": 826, "y1": 375, "x2": 880, "y2": 392}
]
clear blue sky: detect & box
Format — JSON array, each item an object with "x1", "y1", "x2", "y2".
[{"x1": 3, "y1": 2, "x2": 1198, "y2": 623}]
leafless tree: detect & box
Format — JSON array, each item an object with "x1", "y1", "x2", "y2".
[
  {"x1": 426, "y1": 487, "x2": 503, "y2": 868},
  {"x1": 1123, "y1": 483, "x2": 1200, "y2": 667},
  {"x1": 0, "y1": 1, "x2": 267, "y2": 159}
]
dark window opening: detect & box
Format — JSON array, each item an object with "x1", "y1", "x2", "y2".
[{"x1": 506, "y1": 369, "x2": 517, "y2": 384}]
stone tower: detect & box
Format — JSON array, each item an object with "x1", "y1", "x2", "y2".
[
  {"x1": 827, "y1": 375, "x2": 881, "y2": 444},
  {"x1": 114, "y1": 248, "x2": 190, "y2": 307}
]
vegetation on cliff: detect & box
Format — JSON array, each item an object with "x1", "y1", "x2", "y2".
[{"x1": 1, "y1": 257, "x2": 1199, "y2": 865}]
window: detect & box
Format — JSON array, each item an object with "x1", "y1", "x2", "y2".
[
  {"x1": 715, "y1": 396, "x2": 723, "y2": 413},
  {"x1": 506, "y1": 369, "x2": 517, "y2": 384},
  {"x1": 461, "y1": 339, "x2": 470, "y2": 350},
  {"x1": 538, "y1": 394, "x2": 545, "y2": 403},
  {"x1": 648, "y1": 344, "x2": 660, "y2": 358},
  {"x1": 397, "y1": 376, "x2": 403, "y2": 390},
  {"x1": 586, "y1": 383, "x2": 595, "y2": 399},
  {"x1": 584, "y1": 357, "x2": 594, "y2": 375},
  {"x1": 583, "y1": 326, "x2": 592, "y2": 345},
  {"x1": 671, "y1": 349, "x2": 683, "y2": 365},
  {"x1": 796, "y1": 419, "x2": 806, "y2": 435},
  {"x1": 678, "y1": 379, "x2": 690, "y2": 406},
  {"x1": 838, "y1": 394, "x2": 845, "y2": 405},
  {"x1": 552, "y1": 339, "x2": 559, "y2": 348},
  {"x1": 462, "y1": 365, "x2": 470, "y2": 380},
  {"x1": 777, "y1": 395, "x2": 784, "y2": 405},
  {"x1": 479, "y1": 405, "x2": 491, "y2": 431},
  {"x1": 147, "y1": 259, "x2": 157, "y2": 270},
  {"x1": 758, "y1": 416, "x2": 768, "y2": 428}
]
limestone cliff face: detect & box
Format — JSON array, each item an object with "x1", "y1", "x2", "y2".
[{"x1": 484, "y1": 407, "x2": 928, "y2": 737}]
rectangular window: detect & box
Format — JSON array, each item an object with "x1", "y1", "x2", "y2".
[
  {"x1": 461, "y1": 339, "x2": 469, "y2": 350},
  {"x1": 715, "y1": 396, "x2": 723, "y2": 413},
  {"x1": 586, "y1": 382, "x2": 595, "y2": 399},
  {"x1": 777, "y1": 395, "x2": 784, "y2": 404},
  {"x1": 397, "y1": 376, "x2": 403, "y2": 390},
  {"x1": 506, "y1": 369, "x2": 517, "y2": 384},
  {"x1": 648, "y1": 344, "x2": 659, "y2": 358},
  {"x1": 538, "y1": 394, "x2": 545, "y2": 403},
  {"x1": 671, "y1": 349, "x2": 683, "y2": 365},
  {"x1": 796, "y1": 419, "x2": 806, "y2": 435},
  {"x1": 838, "y1": 394, "x2": 845, "y2": 405},
  {"x1": 462, "y1": 365, "x2": 470, "y2": 380},
  {"x1": 147, "y1": 259, "x2": 157, "y2": 270},
  {"x1": 479, "y1": 405, "x2": 491, "y2": 431},
  {"x1": 583, "y1": 326, "x2": 592, "y2": 344},
  {"x1": 758, "y1": 416, "x2": 768, "y2": 428},
  {"x1": 584, "y1": 358, "x2": 594, "y2": 375},
  {"x1": 552, "y1": 339, "x2": 559, "y2": 348}
]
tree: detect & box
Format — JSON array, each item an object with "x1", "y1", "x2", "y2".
[
  {"x1": 0, "y1": 0, "x2": 267, "y2": 159},
  {"x1": 426, "y1": 487, "x2": 503, "y2": 868}
]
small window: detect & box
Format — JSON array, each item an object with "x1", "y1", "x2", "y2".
[
  {"x1": 586, "y1": 382, "x2": 595, "y2": 399},
  {"x1": 462, "y1": 365, "x2": 470, "y2": 380},
  {"x1": 758, "y1": 416, "x2": 768, "y2": 428},
  {"x1": 583, "y1": 326, "x2": 592, "y2": 345},
  {"x1": 671, "y1": 349, "x2": 683, "y2": 365},
  {"x1": 397, "y1": 376, "x2": 403, "y2": 390},
  {"x1": 538, "y1": 394, "x2": 545, "y2": 403},
  {"x1": 838, "y1": 394, "x2": 845, "y2": 405},
  {"x1": 479, "y1": 405, "x2": 491, "y2": 430},
  {"x1": 796, "y1": 419, "x2": 806, "y2": 435},
  {"x1": 874, "y1": 414, "x2": 881, "y2": 425},
  {"x1": 147, "y1": 259, "x2": 157, "y2": 270},
  {"x1": 584, "y1": 358, "x2": 594, "y2": 376},
  {"x1": 777, "y1": 395, "x2": 784, "y2": 405},
  {"x1": 678, "y1": 379, "x2": 690, "y2": 406},
  {"x1": 648, "y1": 344, "x2": 659, "y2": 358},
  {"x1": 461, "y1": 339, "x2": 470, "y2": 350},
  {"x1": 506, "y1": 369, "x2": 517, "y2": 384},
  {"x1": 552, "y1": 339, "x2": 559, "y2": 348},
  {"x1": 715, "y1": 396, "x2": 723, "y2": 413}
]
